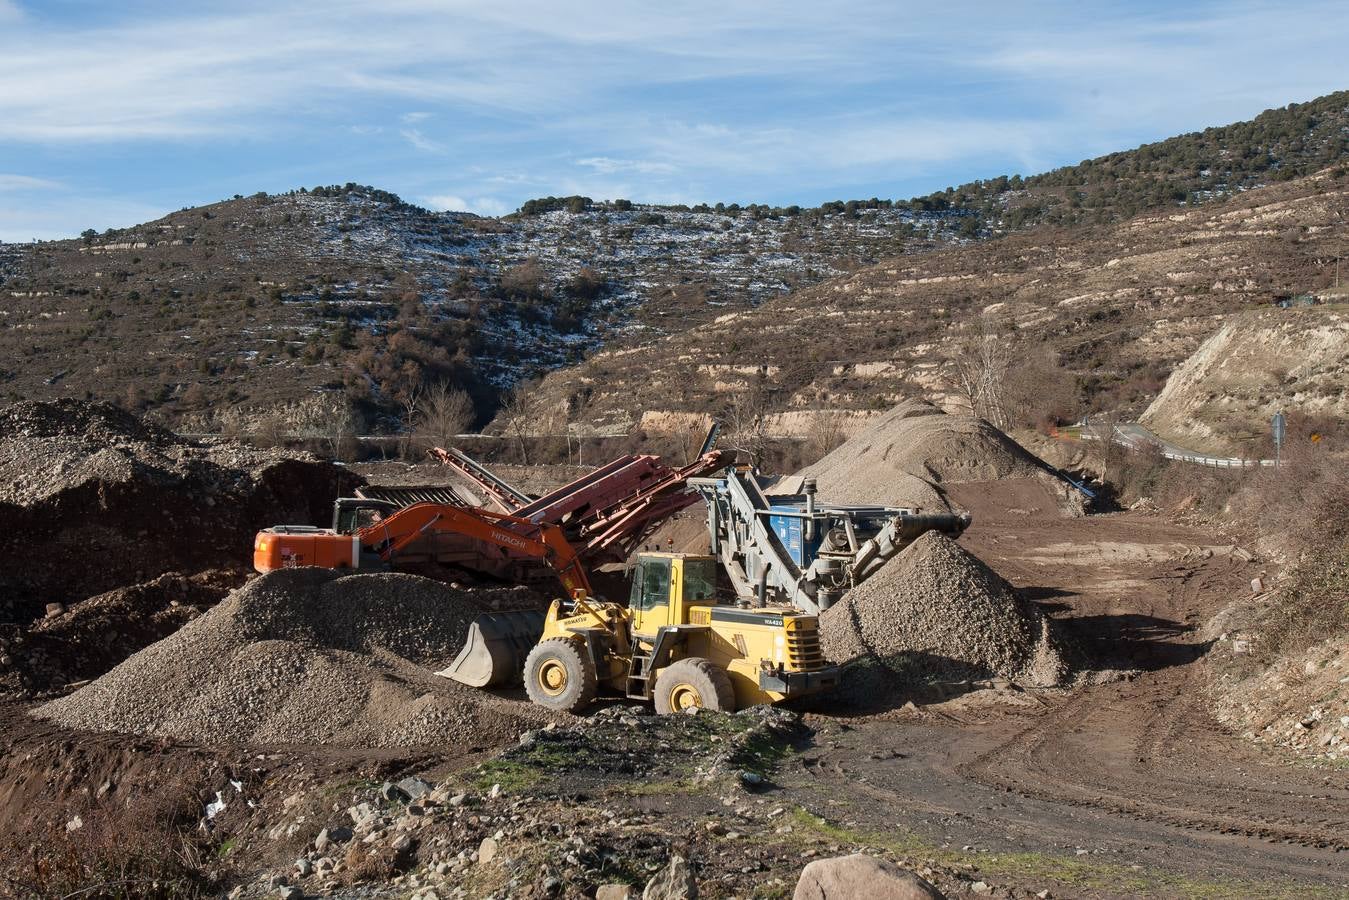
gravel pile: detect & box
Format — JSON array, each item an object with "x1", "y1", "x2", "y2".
[
  {"x1": 36, "y1": 569, "x2": 553, "y2": 748},
  {"x1": 820, "y1": 532, "x2": 1068, "y2": 703},
  {"x1": 0, "y1": 399, "x2": 361, "y2": 624},
  {"x1": 803, "y1": 400, "x2": 1046, "y2": 510}
]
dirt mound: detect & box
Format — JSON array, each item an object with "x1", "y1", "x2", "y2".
[
  {"x1": 0, "y1": 399, "x2": 361, "y2": 625},
  {"x1": 802, "y1": 400, "x2": 1047, "y2": 510},
  {"x1": 820, "y1": 532, "x2": 1067, "y2": 703},
  {"x1": 35, "y1": 569, "x2": 552, "y2": 748},
  {"x1": 0, "y1": 572, "x2": 233, "y2": 696},
  {"x1": 0, "y1": 398, "x2": 175, "y2": 444}
]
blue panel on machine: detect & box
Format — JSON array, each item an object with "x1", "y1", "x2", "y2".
[{"x1": 769, "y1": 502, "x2": 824, "y2": 566}]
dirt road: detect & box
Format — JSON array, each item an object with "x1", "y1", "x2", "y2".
[{"x1": 786, "y1": 480, "x2": 1348, "y2": 897}]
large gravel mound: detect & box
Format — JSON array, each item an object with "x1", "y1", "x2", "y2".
[
  {"x1": 821, "y1": 532, "x2": 1067, "y2": 703},
  {"x1": 0, "y1": 399, "x2": 361, "y2": 624},
  {"x1": 35, "y1": 569, "x2": 552, "y2": 748},
  {"x1": 803, "y1": 400, "x2": 1047, "y2": 510}
]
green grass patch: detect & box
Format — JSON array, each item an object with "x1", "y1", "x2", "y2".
[{"x1": 467, "y1": 758, "x2": 547, "y2": 794}]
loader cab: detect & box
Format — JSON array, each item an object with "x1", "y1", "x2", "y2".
[
  {"x1": 332, "y1": 498, "x2": 399, "y2": 534},
  {"x1": 628, "y1": 553, "x2": 718, "y2": 634}
]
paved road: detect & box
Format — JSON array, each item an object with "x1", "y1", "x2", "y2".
[{"x1": 1080, "y1": 421, "x2": 1275, "y2": 468}]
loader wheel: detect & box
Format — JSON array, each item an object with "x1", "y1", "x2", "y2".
[
  {"x1": 523, "y1": 638, "x2": 597, "y2": 714},
  {"x1": 654, "y1": 658, "x2": 735, "y2": 715}
]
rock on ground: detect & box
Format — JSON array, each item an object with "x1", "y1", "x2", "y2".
[
  {"x1": 643, "y1": 853, "x2": 697, "y2": 900},
  {"x1": 0, "y1": 571, "x2": 232, "y2": 695},
  {"x1": 820, "y1": 532, "x2": 1068, "y2": 703},
  {"x1": 793, "y1": 854, "x2": 945, "y2": 900}
]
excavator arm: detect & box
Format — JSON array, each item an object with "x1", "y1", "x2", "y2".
[
  {"x1": 357, "y1": 502, "x2": 594, "y2": 597},
  {"x1": 255, "y1": 502, "x2": 593, "y2": 597}
]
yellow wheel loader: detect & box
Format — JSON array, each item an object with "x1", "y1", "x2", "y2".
[{"x1": 442, "y1": 552, "x2": 838, "y2": 714}]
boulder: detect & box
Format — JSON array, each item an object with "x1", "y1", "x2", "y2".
[
  {"x1": 793, "y1": 854, "x2": 943, "y2": 900},
  {"x1": 397, "y1": 776, "x2": 434, "y2": 800},
  {"x1": 643, "y1": 853, "x2": 697, "y2": 899}
]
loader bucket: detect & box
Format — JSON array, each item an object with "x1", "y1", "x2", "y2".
[{"x1": 437, "y1": 609, "x2": 547, "y2": 688}]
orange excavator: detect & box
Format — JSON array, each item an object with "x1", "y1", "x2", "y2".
[{"x1": 253, "y1": 502, "x2": 593, "y2": 596}]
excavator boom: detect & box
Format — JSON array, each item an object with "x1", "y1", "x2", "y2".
[{"x1": 254, "y1": 501, "x2": 593, "y2": 597}]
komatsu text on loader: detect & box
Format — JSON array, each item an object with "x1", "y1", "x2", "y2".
[{"x1": 442, "y1": 552, "x2": 838, "y2": 714}]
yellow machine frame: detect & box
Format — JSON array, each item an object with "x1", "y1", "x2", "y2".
[{"x1": 532, "y1": 552, "x2": 837, "y2": 711}]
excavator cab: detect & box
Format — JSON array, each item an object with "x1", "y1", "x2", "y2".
[{"x1": 332, "y1": 498, "x2": 399, "y2": 534}]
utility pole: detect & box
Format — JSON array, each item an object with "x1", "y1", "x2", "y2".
[{"x1": 1272, "y1": 412, "x2": 1286, "y2": 470}]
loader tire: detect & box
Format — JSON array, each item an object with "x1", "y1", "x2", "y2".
[
  {"x1": 654, "y1": 657, "x2": 736, "y2": 715},
  {"x1": 523, "y1": 638, "x2": 597, "y2": 714}
]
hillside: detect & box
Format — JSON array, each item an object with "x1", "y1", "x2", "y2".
[
  {"x1": 0, "y1": 187, "x2": 964, "y2": 428},
  {"x1": 1140, "y1": 307, "x2": 1349, "y2": 455},
  {"x1": 3, "y1": 90, "x2": 1348, "y2": 434},
  {"x1": 915, "y1": 90, "x2": 1349, "y2": 230},
  {"x1": 525, "y1": 167, "x2": 1349, "y2": 450}
]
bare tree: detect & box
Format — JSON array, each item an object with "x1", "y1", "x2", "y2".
[
  {"x1": 723, "y1": 383, "x2": 772, "y2": 469},
  {"x1": 675, "y1": 414, "x2": 714, "y2": 466},
  {"x1": 565, "y1": 388, "x2": 594, "y2": 467},
  {"x1": 415, "y1": 382, "x2": 475, "y2": 452},
  {"x1": 500, "y1": 380, "x2": 544, "y2": 464},
  {"x1": 1090, "y1": 407, "x2": 1126, "y2": 486},
  {"x1": 307, "y1": 397, "x2": 359, "y2": 462},
  {"x1": 946, "y1": 316, "x2": 1012, "y2": 429},
  {"x1": 397, "y1": 384, "x2": 422, "y2": 460},
  {"x1": 805, "y1": 409, "x2": 849, "y2": 462}
]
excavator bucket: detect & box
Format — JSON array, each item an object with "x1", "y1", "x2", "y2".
[{"x1": 437, "y1": 609, "x2": 547, "y2": 688}]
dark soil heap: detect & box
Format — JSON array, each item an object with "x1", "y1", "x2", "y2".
[
  {"x1": 36, "y1": 569, "x2": 553, "y2": 749},
  {"x1": 820, "y1": 532, "x2": 1067, "y2": 704},
  {"x1": 0, "y1": 571, "x2": 233, "y2": 696},
  {"x1": 803, "y1": 400, "x2": 1047, "y2": 511},
  {"x1": 0, "y1": 399, "x2": 362, "y2": 624}
]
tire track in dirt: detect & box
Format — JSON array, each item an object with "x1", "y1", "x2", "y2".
[
  {"x1": 954, "y1": 543, "x2": 1349, "y2": 852},
  {"x1": 790, "y1": 486, "x2": 1349, "y2": 893}
]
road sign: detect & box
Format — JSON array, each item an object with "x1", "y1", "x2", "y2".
[{"x1": 1272, "y1": 412, "x2": 1286, "y2": 468}]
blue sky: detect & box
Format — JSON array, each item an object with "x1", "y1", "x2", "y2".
[{"x1": 0, "y1": 0, "x2": 1346, "y2": 241}]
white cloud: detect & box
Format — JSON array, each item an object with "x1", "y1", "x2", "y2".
[
  {"x1": 424, "y1": 194, "x2": 511, "y2": 216},
  {"x1": 576, "y1": 157, "x2": 678, "y2": 176},
  {"x1": 2, "y1": 0, "x2": 1349, "y2": 237},
  {"x1": 399, "y1": 128, "x2": 443, "y2": 152},
  {"x1": 0, "y1": 174, "x2": 63, "y2": 191}
]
